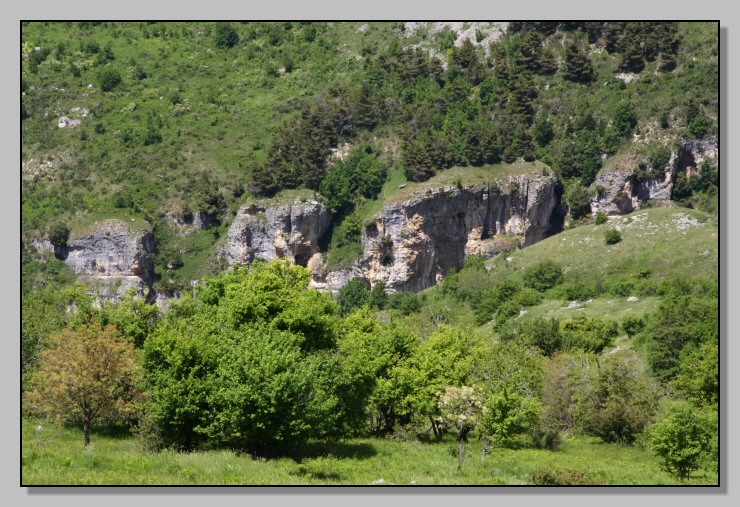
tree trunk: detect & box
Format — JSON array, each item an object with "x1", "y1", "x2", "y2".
[
  {"x1": 430, "y1": 417, "x2": 440, "y2": 441},
  {"x1": 83, "y1": 419, "x2": 90, "y2": 447},
  {"x1": 459, "y1": 440, "x2": 464, "y2": 463}
]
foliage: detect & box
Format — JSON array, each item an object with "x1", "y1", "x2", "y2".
[
  {"x1": 319, "y1": 145, "x2": 387, "y2": 214},
  {"x1": 24, "y1": 321, "x2": 142, "y2": 447},
  {"x1": 563, "y1": 184, "x2": 592, "y2": 219},
  {"x1": 48, "y1": 223, "x2": 70, "y2": 248},
  {"x1": 141, "y1": 261, "x2": 367, "y2": 453},
  {"x1": 514, "y1": 317, "x2": 563, "y2": 357},
  {"x1": 648, "y1": 401, "x2": 714, "y2": 480},
  {"x1": 530, "y1": 467, "x2": 599, "y2": 485},
  {"x1": 670, "y1": 341, "x2": 718, "y2": 406},
  {"x1": 437, "y1": 385, "x2": 483, "y2": 462},
  {"x1": 214, "y1": 23, "x2": 239, "y2": 49},
  {"x1": 561, "y1": 315, "x2": 619, "y2": 354},
  {"x1": 97, "y1": 66, "x2": 122, "y2": 92},
  {"x1": 523, "y1": 259, "x2": 563, "y2": 292},
  {"x1": 580, "y1": 354, "x2": 659, "y2": 444},
  {"x1": 604, "y1": 228, "x2": 622, "y2": 245},
  {"x1": 594, "y1": 211, "x2": 608, "y2": 225},
  {"x1": 367, "y1": 282, "x2": 388, "y2": 310},
  {"x1": 640, "y1": 293, "x2": 718, "y2": 381},
  {"x1": 337, "y1": 278, "x2": 369, "y2": 316},
  {"x1": 621, "y1": 315, "x2": 645, "y2": 339}
]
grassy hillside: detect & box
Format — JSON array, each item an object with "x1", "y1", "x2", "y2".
[
  {"x1": 423, "y1": 206, "x2": 717, "y2": 329},
  {"x1": 21, "y1": 21, "x2": 718, "y2": 293}
]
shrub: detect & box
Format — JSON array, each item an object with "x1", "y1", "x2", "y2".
[
  {"x1": 606, "y1": 278, "x2": 634, "y2": 297},
  {"x1": 649, "y1": 402, "x2": 714, "y2": 480},
  {"x1": 561, "y1": 315, "x2": 619, "y2": 354},
  {"x1": 337, "y1": 278, "x2": 368, "y2": 316},
  {"x1": 530, "y1": 467, "x2": 599, "y2": 486},
  {"x1": 595, "y1": 211, "x2": 608, "y2": 224},
  {"x1": 214, "y1": 23, "x2": 239, "y2": 49},
  {"x1": 604, "y1": 228, "x2": 622, "y2": 245},
  {"x1": 523, "y1": 260, "x2": 563, "y2": 292},
  {"x1": 97, "y1": 67, "x2": 122, "y2": 92},
  {"x1": 688, "y1": 115, "x2": 709, "y2": 139},
  {"x1": 518, "y1": 317, "x2": 563, "y2": 357},
  {"x1": 622, "y1": 315, "x2": 645, "y2": 339},
  {"x1": 580, "y1": 354, "x2": 659, "y2": 444},
  {"x1": 48, "y1": 223, "x2": 70, "y2": 247}
]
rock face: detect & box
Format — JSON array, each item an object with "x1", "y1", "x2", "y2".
[
  {"x1": 51, "y1": 219, "x2": 156, "y2": 302},
  {"x1": 590, "y1": 140, "x2": 718, "y2": 216},
  {"x1": 224, "y1": 200, "x2": 332, "y2": 268},
  {"x1": 224, "y1": 174, "x2": 558, "y2": 294},
  {"x1": 313, "y1": 173, "x2": 559, "y2": 293}
]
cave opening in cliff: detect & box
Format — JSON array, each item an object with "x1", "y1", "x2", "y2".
[
  {"x1": 294, "y1": 254, "x2": 308, "y2": 267},
  {"x1": 382, "y1": 254, "x2": 393, "y2": 266}
]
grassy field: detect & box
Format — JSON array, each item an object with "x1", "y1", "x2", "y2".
[{"x1": 21, "y1": 418, "x2": 717, "y2": 486}]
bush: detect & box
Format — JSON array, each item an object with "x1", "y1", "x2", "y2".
[
  {"x1": 649, "y1": 402, "x2": 714, "y2": 480},
  {"x1": 688, "y1": 115, "x2": 709, "y2": 139},
  {"x1": 595, "y1": 211, "x2": 608, "y2": 225},
  {"x1": 97, "y1": 67, "x2": 122, "y2": 92},
  {"x1": 518, "y1": 317, "x2": 562, "y2": 357},
  {"x1": 530, "y1": 467, "x2": 599, "y2": 486},
  {"x1": 214, "y1": 23, "x2": 239, "y2": 49},
  {"x1": 581, "y1": 354, "x2": 659, "y2": 444},
  {"x1": 523, "y1": 260, "x2": 563, "y2": 292},
  {"x1": 337, "y1": 278, "x2": 368, "y2": 316},
  {"x1": 561, "y1": 315, "x2": 619, "y2": 354},
  {"x1": 604, "y1": 228, "x2": 622, "y2": 245},
  {"x1": 622, "y1": 315, "x2": 645, "y2": 339},
  {"x1": 48, "y1": 223, "x2": 70, "y2": 247}
]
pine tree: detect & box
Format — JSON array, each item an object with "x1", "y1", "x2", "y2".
[{"x1": 562, "y1": 42, "x2": 594, "y2": 83}]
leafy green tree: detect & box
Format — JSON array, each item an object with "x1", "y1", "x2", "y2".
[
  {"x1": 97, "y1": 67, "x2": 122, "y2": 92},
  {"x1": 214, "y1": 23, "x2": 239, "y2": 49},
  {"x1": 649, "y1": 402, "x2": 714, "y2": 480},
  {"x1": 612, "y1": 99, "x2": 638, "y2": 137},
  {"x1": 561, "y1": 315, "x2": 619, "y2": 354},
  {"x1": 25, "y1": 321, "x2": 142, "y2": 447},
  {"x1": 641, "y1": 294, "x2": 718, "y2": 381},
  {"x1": 516, "y1": 317, "x2": 563, "y2": 357},
  {"x1": 472, "y1": 342, "x2": 544, "y2": 448},
  {"x1": 621, "y1": 315, "x2": 645, "y2": 339},
  {"x1": 532, "y1": 112, "x2": 554, "y2": 147},
  {"x1": 395, "y1": 326, "x2": 480, "y2": 439},
  {"x1": 523, "y1": 259, "x2": 563, "y2": 292},
  {"x1": 563, "y1": 183, "x2": 593, "y2": 219},
  {"x1": 671, "y1": 342, "x2": 718, "y2": 407},
  {"x1": 48, "y1": 223, "x2": 69, "y2": 247},
  {"x1": 580, "y1": 353, "x2": 659, "y2": 443},
  {"x1": 368, "y1": 282, "x2": 388, "y2": 310},
  {"x1": 689, "y1": 115, "x2": 709, "y2": 139},
  {"x1": 142, "y1": 261, "x2": 365, "y2": 453},
  {"x1": 337, "y1": 278, "x2": 369, "y2": 316}
]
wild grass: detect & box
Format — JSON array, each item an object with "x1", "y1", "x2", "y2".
[{"x1": 22, "y1": 418, "x2": 717, "y2": 486}]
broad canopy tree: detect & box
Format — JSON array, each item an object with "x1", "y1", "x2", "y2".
[{"x1": 25, "y1": 321, "x2": 142, "y2": 447}]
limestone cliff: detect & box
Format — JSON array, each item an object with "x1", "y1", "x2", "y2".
[
  {"x1": 312, "y1": 173, "x2": 559, "y2": 293},
  {"x1": 39, "y1": 219, "x2": 156, "y2": 302},
  {"x1": 590, "y1": 140, "x2": 718, "y2": 216},
  {"x1": 224, "y1": 199, "x2": 332, "y2": 268}
]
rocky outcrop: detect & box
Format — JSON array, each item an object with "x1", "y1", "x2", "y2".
[
  {"x1": 312, "y1": 173, "x2": 559, "y2": 293},
  {"x1": 224, "y1": 174, "x2": 558, "y2": 294},
  {"x1": 40, "y1": 219, "x2": 157, "y2": 302},
  {"x1": 590, "y1": 140, "x2": 718, "y2": 216},
  {"x1": 224, "y1": 199, "x2": 332, "y2": 268}
]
